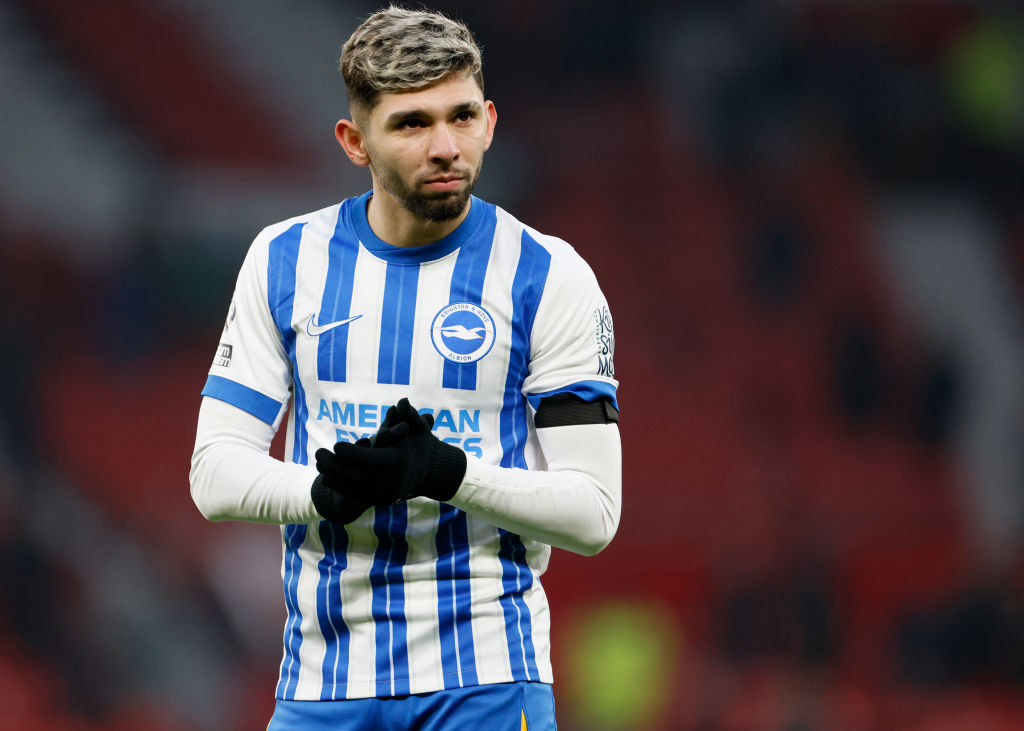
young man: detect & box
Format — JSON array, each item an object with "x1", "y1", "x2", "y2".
[{"x1": 190, "y1": 7, "x2": 620, "y2": 730}]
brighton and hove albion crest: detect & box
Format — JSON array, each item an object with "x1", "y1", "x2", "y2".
[{"x1": 431, "y1": 302, "x2": 496, "y2": 364}]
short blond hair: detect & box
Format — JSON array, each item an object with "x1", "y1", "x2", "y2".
[{"x1": 340, "y1": 6, "x2": 483, "y2": 115}]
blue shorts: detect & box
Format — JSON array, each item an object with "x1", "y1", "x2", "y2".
[{"x1": 267, "y1": 681, "x2": 556, "y2": 731}]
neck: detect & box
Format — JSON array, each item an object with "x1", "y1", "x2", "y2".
[{"x1": 365, "y1": 187, "x2": 470, "y2": 248}]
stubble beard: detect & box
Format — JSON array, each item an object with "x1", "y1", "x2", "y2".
[{"x1": 373, "y1": 158, "x2": 483, "y2": 223}]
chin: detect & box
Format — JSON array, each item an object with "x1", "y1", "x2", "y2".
[{"x1": 406, "y1": 191, "x2": 472, "y2": 223}]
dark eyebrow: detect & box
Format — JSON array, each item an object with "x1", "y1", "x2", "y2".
[
  {"x1": 384, "y1": 100, "x2": 483, "y2": 127},
  {"x1": 449, "y1": 101, "x2": 482, "y2": 116}
]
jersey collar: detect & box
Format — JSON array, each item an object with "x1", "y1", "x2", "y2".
[{"x1": 349, "y1": 190, "x2": 487, "y2": 264}]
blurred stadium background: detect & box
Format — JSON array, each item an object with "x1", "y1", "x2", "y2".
[{"x1": 2, "y1": 0, "x2": 1024, "y2": 728}]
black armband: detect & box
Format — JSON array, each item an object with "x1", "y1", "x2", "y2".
[{"x1": 534, "y1": 393, "x2": 619, "y2": 428}]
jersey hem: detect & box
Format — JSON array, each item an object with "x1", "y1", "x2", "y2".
[{"x1": 276, "y1": 670, "x2": 556, "y2": 701}]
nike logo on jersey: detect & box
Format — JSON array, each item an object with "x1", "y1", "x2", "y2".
[{"x1": 306, "y1": 313, "x2": 362, "y2": 337}]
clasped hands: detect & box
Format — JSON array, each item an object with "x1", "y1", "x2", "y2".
[{"x1": 311, "y1": 398, "x2": 468, "y2": 523}]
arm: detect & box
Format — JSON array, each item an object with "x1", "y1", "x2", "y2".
[
  {"x1": 449, "y1": 421, "x2": 621, "y2": 556},
  {"x1": 477, "y1": 237, "x2": 619, "y2": 555},
  {"x1": 191, "y1": 223, "x2": 321, "y2": 524},
  {"x1": 190, "y1": 396, "x2": 321, "y2": 524}
]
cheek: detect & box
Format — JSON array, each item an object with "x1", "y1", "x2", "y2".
[
  {"x1": 388, "y1": 140, "x2": 428, "y2": 166},
  {"x1": 458, "y1": 129, "x2": 489, "y2": 156},
  {"x1": 366, "y1": 141, "x2": 411, "y2": 173}
]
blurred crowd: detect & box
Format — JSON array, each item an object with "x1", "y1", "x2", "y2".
[{"x1": 1, "y1": 1, "x2": 1023, "y2": 729}]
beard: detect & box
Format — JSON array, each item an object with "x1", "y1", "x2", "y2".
[{"x1": 371, "y1": 157, "x2": 482, "y2": 222}]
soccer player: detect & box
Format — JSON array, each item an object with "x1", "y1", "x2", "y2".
[{"x1": 189, "y1": 6, "x2": 621, "y2": 730}]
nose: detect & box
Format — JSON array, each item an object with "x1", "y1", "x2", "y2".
[{"x1": 427, "y1": 123, "x2": 460, "y2": 164}]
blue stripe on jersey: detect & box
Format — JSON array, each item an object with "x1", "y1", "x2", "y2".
[
  {"x1": 370, "y1": 505, "x2": 411, "y2": 697},
  {"x1": 435, "y1": 504, "x2": 479, "y2": 688},
  {"x1": 498, "y1": 529, "x2": 539, "y2": 680},
  {"x1": 499, "y1": 230, "x2": 552, "y2": 467},
  {"x1": 317, "y1": 206, "x2": 361, "y2": 383},
  {"x1": 267, "y1": 222, "x2": 310, "y2": 465},
  {"x1": 277, "y1": 523, "x2": 308, "y2": 700},
  {"x1": 377, "y1": 263, "x2": 420, "y2": 385},
  {"x1": 201, "y1": 374, "x2": 282, "y2": 425},
  {"x1": 526, "y1": 379, "x2": 619, "y2": 412},
  {"x1": 443, "y1": 203, "x2": 497, "y2": 390},
  {"x1": 495, "y1": 230, "x2": 551, "y2": 682},
  {"x1": 316, "y1": 521, "x2": 351, "y2": 699}
]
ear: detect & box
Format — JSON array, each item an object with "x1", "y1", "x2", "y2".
[
  {"x1": 482, "y1": 100, "x2": 497, "y2": 152},
  {"x1": 336, "y1": 119, "x2": 370, "y2": 167}
]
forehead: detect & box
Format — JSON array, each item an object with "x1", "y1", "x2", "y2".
[{"x1": 368, "y1": 73, "x2": 484, "y2": 122}]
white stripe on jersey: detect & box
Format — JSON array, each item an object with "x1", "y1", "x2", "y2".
[{"x1": 293, "y1": 527, "x2": 328, "y2": 699}]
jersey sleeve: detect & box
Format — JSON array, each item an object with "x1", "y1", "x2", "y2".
[
  {"x1": 201, "y1": 231, "x2": 292, "y2": 428},
  {"x1": 521, "y1": 243, "x2": 618, "y2": 409}
]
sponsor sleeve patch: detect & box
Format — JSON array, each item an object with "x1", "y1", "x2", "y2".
[
  {"x1": 593, "y1": 305, "x2": 615, "y2": 378},
  {"x1": 214, "y1": 342, "x2": 233, "y2": 368}
]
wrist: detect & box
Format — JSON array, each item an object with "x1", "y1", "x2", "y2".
[
  {"x1": 310, "y1": 474, "x2": 333, "y2": 517},
  {"x1": 427, "y1": 441, "x2": 467, "y2": 502}
]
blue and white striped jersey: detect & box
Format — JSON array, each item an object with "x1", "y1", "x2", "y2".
[{"x1": 201, "y1": 191, "x2": 618, "y2": 700}]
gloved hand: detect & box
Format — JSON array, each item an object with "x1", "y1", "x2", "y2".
[
  {"x1": 312, "y1": 398, "x2": 467, "y2": 517},
  {"x1": 310, "y1": 437, "x2": 375, "y2": 523}
]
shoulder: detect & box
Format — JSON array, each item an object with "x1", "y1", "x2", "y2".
[
  {"x1": 491, "y1": 204, "x2": 600, "y2": 287},
  {"x1": 249, "y1": 201, "x2": 347, "y2": 253},
  {"x1": 231, "y1": 201, "x2": 350, "y2": 293}
]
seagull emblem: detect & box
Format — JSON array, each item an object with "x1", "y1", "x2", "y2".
[
  {"x1": 437, "y1": 324, "x2": 487, "y2": 341},
  {"x1": 430, "y1": 302, "x2": 496, "y2": 364}
]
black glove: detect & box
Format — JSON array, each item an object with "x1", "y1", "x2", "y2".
[
  {"x1": 313, "y1": 398, "x2": 467, "y2": 510},
  {"x1": 310, "y1": 438, "x2": 375, "y2": 523}
]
